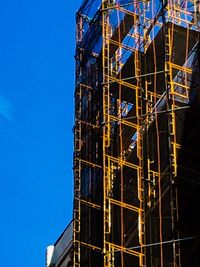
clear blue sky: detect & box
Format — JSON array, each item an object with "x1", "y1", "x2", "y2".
[{"x1": 0, "y1": 0, "x2": 82, "y2": 266}]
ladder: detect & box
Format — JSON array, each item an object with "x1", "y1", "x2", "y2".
[
  {"x1": 102, "y1": 2, "x2": 114, "y2": 267},
  {"x1": 135, "y1": 48, "x2": 145, "y2": 267},
  {"x1": 73, "y1": 84, "x2": 82, "y2": 267},
  {"x1": 165, "y1": 25, "x2": 181, "y2": 267}
]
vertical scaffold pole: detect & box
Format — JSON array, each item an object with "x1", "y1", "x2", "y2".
[
  {"x1": 102, "y1": 1, "x2": 112, "y2": 266},
  {"x1": 73, "y1": 13, "x2": 83, "y2": 267},
  {"x1": 135, "y1": 47, "x2": 145, "y2": 267}
]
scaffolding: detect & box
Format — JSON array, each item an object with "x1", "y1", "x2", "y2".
[{"x1": 73, "y1": 0, "x2": 200, "y2": 266}]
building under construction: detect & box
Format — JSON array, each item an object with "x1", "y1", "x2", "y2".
[{"x1": 73, "y1": 0, "x2": 200, "y2": 266}]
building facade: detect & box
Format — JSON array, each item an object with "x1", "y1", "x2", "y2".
[{"x1": 46, "y1": 221, "x2": 73, "y2": 267}]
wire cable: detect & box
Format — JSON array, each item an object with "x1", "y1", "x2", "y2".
[
  {"x1": 101, "y1": 104, "x2": 190, "y2": 125},
  {"x1": 107, "y1": 236, "x2": 195, "y2": 253}
]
